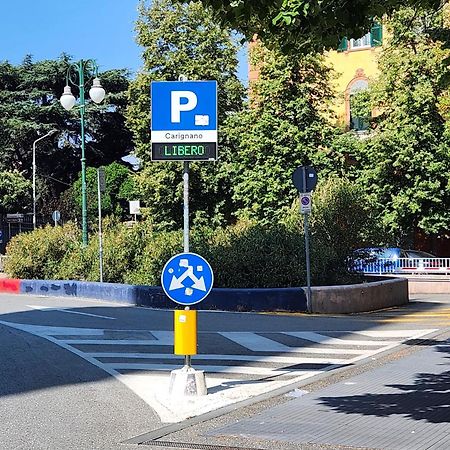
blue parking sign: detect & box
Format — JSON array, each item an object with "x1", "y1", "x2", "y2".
[
  {"x1": 161, "y1": 252, "x2": 214, "y2": 305},
  {"x1": 151, "y1": 81, "x2": 218, "y2": 161}
]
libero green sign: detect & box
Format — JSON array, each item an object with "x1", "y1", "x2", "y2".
[
  {"x1": 150, "y1": 80, "x2": 218, "y2": 162},
  {"x1": 152, "y1": 143, "x2": 216, "y2": 161}
]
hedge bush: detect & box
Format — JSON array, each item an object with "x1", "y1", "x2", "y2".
[
  {"x1": 4, "y1": 223, "x2": 80, "y2": 279},
  {"x1": 5, "y1": 177, "x2": 377, "y2": 287}
]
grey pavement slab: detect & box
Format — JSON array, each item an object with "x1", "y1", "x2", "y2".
[{"x1": 210, "y1": 338, "x2": 450, "y2": 450}]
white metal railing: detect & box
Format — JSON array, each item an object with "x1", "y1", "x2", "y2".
[{"x1": 353, "y1": 257, "x2": 450, "y2": 275}]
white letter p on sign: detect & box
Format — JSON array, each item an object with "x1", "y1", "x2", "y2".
[{"x1": 171, "y1": 91, "x2": 197, "y2": 123}]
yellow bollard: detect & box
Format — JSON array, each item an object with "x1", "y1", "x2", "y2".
[{"x1": 174, "y1": 309, "x2": 197, "y2": 355}]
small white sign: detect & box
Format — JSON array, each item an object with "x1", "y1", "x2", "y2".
[
  {"x1": 300, "y1": 193, "x2": 312, "y2": 214},
  {"x1": 129, "y1": 200, "x2": 141, "y2": 215},
  {"x1": 195, "y1": 114, "x2": 209, "y2": 126}
]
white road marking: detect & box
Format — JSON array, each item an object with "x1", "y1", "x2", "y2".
[
  {"x1": 219, "y1": 332, "x2": 292, "y2": 351},
  {"x1": 61, "y1": 339, "x2": 172, "y2": 345},
  {"x1": 221, "y1": 331, "x2": 395, "y2": 350},
  {"x1": 0, "y1": 323, "x2": 107, "y2": 335},
  {"x1": 282, "y1": 331, "x2": 398, "y2": 347},
  {"x1": 103, "y1": 363, "x2": 321, "y2": 376},
  {"x1": 87, "y1": 352, "x2": 347, "y2": 365},
  {"x1": 354, "y1": 329, "x2": 438, "y2": 338},
  {"x1": 27, "y1": 305, "x2": 116, "y2": 320}
]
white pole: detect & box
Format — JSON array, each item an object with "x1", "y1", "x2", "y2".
[{"x1": 32, "y1": 141, "x2": 36, "y2": 230}]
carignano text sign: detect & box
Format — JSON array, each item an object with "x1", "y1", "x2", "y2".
[{"x1": 151, "y1": 80, "x2": 218, "y2": 161}]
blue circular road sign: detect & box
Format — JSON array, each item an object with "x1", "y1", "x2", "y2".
[
  {"x1": 161, "y1": 252, "x2": 214, "y2": 305},
  {"x1": 301, "y1": 195, "x2": 310, "y2": 206}
]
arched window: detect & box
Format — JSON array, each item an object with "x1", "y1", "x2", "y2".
[{"x1": 345, "y1": 76, "x2": 369, "y2": 131}]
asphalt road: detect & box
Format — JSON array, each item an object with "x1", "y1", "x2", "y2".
[{"x1": 0, "y1": 293, "x2": 448, "y2": 449}]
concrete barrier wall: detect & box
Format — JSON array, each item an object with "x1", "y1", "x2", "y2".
[
  {"x1": 202, "y1": 287, "x2": 306, "y2": 312},
  {"x1": 19, "y1": 279, "x2": 168, "y2": 307},
  {"x1": 367, "y1": 274, "x2": 450, "y2": 295},
  {"x1": 311, "y1": 277, "x2": 409, "y2": 314},
  {"x1": 18, "y1": 279, "x2": 306, "y2": 312},
  {"x1": 2, "y1": 277, "x2": 408, "y2": 314},
  {"x1": 406, "y1": 279, "x2": 450, "y2": 294}
]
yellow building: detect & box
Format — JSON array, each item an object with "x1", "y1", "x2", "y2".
[{"x1": 327, "y1": 23, "x2": 383, "y2": 129}]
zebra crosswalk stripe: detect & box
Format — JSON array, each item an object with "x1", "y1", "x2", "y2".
[
  {"x1": 87, "y1": 352, "x2": 347, "y2": 365},
  {"x1": 282, "y1": 331, "x2": 399, "y2": 347},
  {"x1": 218, "y1": 332, "x2": 290, "y2": 352},
  {"x1": 103, "y1": 363, "x2": 320, "y2": 376}
]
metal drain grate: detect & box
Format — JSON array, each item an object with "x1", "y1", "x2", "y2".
[{"x1": 139, "y1": 440, "x2": 261, "y2": 450}]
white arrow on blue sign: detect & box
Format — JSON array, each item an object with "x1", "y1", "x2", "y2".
[
  {"x1": 151, "y1": 80, "x2": 218, "y2": 161},
  {"x1": 161, "y1": 252, "x2": 214, "y2": 305}
]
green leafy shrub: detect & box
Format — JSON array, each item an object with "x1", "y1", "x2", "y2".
[
  {"x1": 192, "y1": 221, "x2": 306, "y2": 288},
  {"x1": 125, "y1": 228, "x2": 183, "y2": 286},
  {"x1": 310, "y1": 177, "x2": 381, "y2": 284},
  {"x1": 5, "y1": 177, "x2": 378, "y2": 287},
  {"x1": 5, "y1": 223, "x2": 80, "y2": 279}
]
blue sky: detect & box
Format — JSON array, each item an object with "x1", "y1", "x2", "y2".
[{"x1": 0, "y1": 0, "x2": 247, "y2": 82}]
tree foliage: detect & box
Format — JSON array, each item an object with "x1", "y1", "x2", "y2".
[
  {"x1": 66, "y1": 162, "x2": 137, "y2": 223},
  {"x1": 126, "y1": 0, "x2": 245, "y2": 228},
  {"x1": 183, "y1": 0, "x2": 443, "y2": 53},
  {"x1": 0, "y1": 170, "x2": 31, "y2": 213},
  {"x1": 355, "y1": 7, "x2": 450, "y2": 241},
  {"x1": 224, "y1": 45, "x2": 348, "y2": 222},
  {"x1": 0, "y1": 55, "x2": 132, "y2": 215}
]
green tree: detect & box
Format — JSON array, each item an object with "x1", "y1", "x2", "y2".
[
  {"x1": 354, "y1": 7, "x2": 450, "y2": 242},
  {"x1": 0, "y1": 55, "x2": 132, "y2": 217},
  {"x1": 0, "y1": 170, "x2": 31, "y2": 213},
  {"x1": 224, "y1": 45, "x2": 345, "y2": 223},
  {"x1": 69, "y1": 162, "x2": 137, "y2": 223},
  {"x1": 127, "y1": 0, "x2": 245, "y2": 228},
  {"x1": 183, "y1": 0, "x2": 443, "y2": 53}
]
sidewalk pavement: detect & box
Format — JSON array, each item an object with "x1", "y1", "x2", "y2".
[{"x1": 209, "y1": 334, "x2": 450, "y2": 450}]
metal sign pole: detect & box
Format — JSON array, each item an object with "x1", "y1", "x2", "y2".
[
  {"x1": 304, "y1": 211, "x2": 312, "y2": 313},
  {"x1": 183, "y1": 160, "x2": 191, "y2": 368},
  {"x1": 97, "y1": 170, "x2": 104, "y2": 283},
  {"x1": 183, "y1": 161, "x2": 189, "y2": 252},
  {"x1": 302, "y1": 168, "x2": 312, "y2": 313}
]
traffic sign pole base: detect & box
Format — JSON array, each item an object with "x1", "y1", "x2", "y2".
[{"x1": 169, "y1": 365, "x2": 207, "y2": 396}]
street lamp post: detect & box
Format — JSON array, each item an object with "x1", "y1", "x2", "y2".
[
  {"x1": 60, "y1": 60, "x2": 106, "y2": 246},
  {"x1": 32, "y1": 130, "x2": 58, "y2": 230}
]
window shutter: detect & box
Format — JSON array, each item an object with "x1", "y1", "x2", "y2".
[
  {"x1": 370, "y1": 22, "x2": 382, "y2": 47},
  {"x1": 337, "y1": 37, "x2": 348, "y2": 52}
]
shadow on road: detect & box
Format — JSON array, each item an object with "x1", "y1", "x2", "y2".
[{"x1": 318, "y1": 342, "x2": 449, "y2": 424}]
